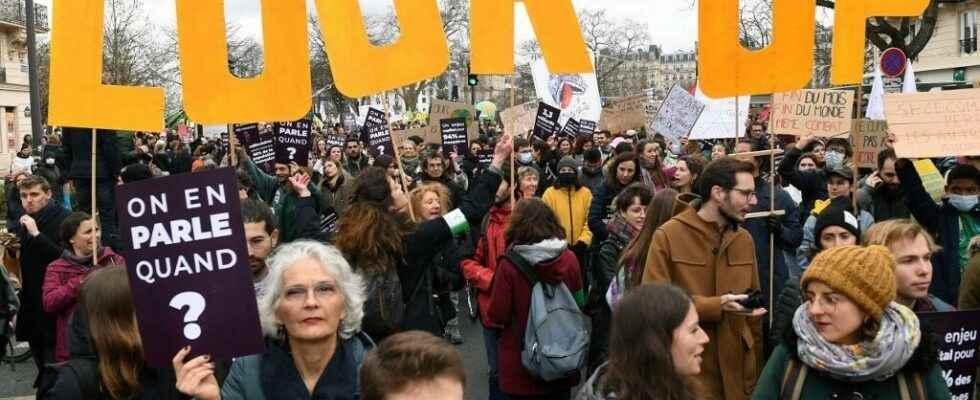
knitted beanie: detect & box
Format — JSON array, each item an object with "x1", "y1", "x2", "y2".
[
  {"x1": 557, "y1": 156, "x2": 579, "y2": 172},
  {"x1": 801, "y1": 245, "x2": 896, "y2": 321},
  {"x1": 813, "y1": 199, "x2": 861, "y2": 246}
]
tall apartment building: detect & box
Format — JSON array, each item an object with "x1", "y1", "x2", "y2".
[
  {"x1": 911, "y1": 0, "x2": 980, "y2": 86},
  {"x1": 0, "y1": 0, "x2": 45, "y2": 172}
]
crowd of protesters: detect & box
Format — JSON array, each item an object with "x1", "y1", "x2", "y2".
[{"x1": 0, "y1": 113, "x2": 978, "y2": 400}]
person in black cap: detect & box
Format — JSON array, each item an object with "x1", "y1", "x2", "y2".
[{"x1": 795, "y1": 166, "x2": 874, "y2": 270}]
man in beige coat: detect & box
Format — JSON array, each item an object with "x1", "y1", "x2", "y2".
[{"x1": 642, "y1": 157, "x2": 765, "y2": 400}]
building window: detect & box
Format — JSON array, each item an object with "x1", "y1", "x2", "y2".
[{"x1": 962, "y1": 10, "x2": 978, "y2": 55}]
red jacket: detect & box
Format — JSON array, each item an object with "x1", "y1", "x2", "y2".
[
  {"x1": 487, "y1": 247, "x2": 583, "y2": 396},
  {"x1": 461, "y1": 205, "x2": 510, "y2": 328},
  {"x1": 42, "y1": 248, "x2": 125, "y2": 361}
]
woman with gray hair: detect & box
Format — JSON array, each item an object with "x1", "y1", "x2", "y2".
[{"x1": 173, "y1": 241, "x2": 372, "y2": 400}]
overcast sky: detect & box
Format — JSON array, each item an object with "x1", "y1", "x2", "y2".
[{"x1": 38, "y1": 0, "x2": 698, "y2": 53}]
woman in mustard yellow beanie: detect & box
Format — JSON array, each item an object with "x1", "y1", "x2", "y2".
[{"x1": 752, "y1": 245, "x2": 951, "y2": 400}]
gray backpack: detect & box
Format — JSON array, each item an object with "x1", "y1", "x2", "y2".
[{"x1": 505, "y1": 250, "x2": 590, "y2": 382}]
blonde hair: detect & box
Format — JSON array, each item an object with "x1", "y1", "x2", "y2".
[
  {"x1": 408, "y1": 182, "x2": 451, "y2": 223},
  {"x1": 863, "y1": 219, "x2": 940, "y2": 253}
]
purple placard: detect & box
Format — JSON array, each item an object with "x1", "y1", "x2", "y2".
[
  {"x1": 917, "y1": 310, "x2": 980, "y2": 400},
  {"x1": 115, "y1": 168, "x2": 264, "y2": 367},
  {"x1": 235, "y1": 123, "x2": 274, "y2": 174},
  {"x1": 274, "y1": 119, "x2": 312, "y2": 166},
  {"x1": 359, "y1": 108, "x2": 394, "y2": 157},
  {"x1": 578, "y1": 120, "x2": 597, "y2": 137},
  {"x1": 559, "y1": 118, "x2": 580, "y2": 139},
  {"x1": 532, "y1": 102, "x2": 560, "y2": 141},
  {"x1": 440, "y1": 117, "x2": 468, "y2": 157}
]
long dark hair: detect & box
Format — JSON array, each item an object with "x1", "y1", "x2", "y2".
[
  {"x1": 619, "y1": 189, "x2": 681, "y2": 289},
  {"x1": 505, "y1": 198, "x2": 565, "y2": 246},
  {"x1": 603, "y1": 283, "x2": 700, "y2": 400},
  {"x1": 333, "y1": 167, "x2": 413, "y2": 273},
  {"x1": 82, "y1": 267, "x2": 143, "y2": 399},
  {"x1": 604, "y1": 151, "x2": 640, "y2": 191}
]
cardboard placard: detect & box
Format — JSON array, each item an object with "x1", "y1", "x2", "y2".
[
  {"x1": 559, "y1": 118, "x2": 580, "y2": 139},
  {"x1": 440, "y1": 118, "x2": 468, "y2": 156},
  {"x1": 235, "y1": 123, "x2": 275, "y2": 174},
  {"x1": 770, "y1": 89, "x2": 855, "y2": 137},
  {"x1": 652, "y1": 85, "x2": 706, "y2": 145},
  {"x1": 852, "y1": 119, "x2": 889, "y2": 169},
  {"x1": 115, "y1": 168, "x2": 264, "y2": 367},
  {"x1": 273, "y1": 119, "x2": 312, "y2": 166},
  {"x1": 428, "y1": 99, "x2": 478, "y2": 143},
  {"x1": 500, "y1": 101, "x2": 538, "y2": 137},
  {"x1": 917, "y1": 310, "x2": 980, "y2": 400},
  {"x1": 533, "y1": 102, "x2": 561, "y2": 140},
  {"x1": 884, "y1": 89, "x2": 980, "y2": 158},
  {"x1": 599, "y1": 95, "x2": 649, "y2": 133},
  {"x1": 359, "y1": 108, "x2": 395, "y2": 157}
]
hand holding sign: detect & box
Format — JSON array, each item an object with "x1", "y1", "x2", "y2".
[{"x1": 173, "y1": 346, "x2": 220, "y2": 400}]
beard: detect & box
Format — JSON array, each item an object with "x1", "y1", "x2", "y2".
[
  {"x1": 719, "y1": 194, "x2": 747, "y2": 225},
  {"x1": 249, "y1": 257, "x2": 268, "y2": 280}
]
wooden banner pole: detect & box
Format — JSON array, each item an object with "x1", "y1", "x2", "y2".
[
  {"x1": 227, "y1": 124, "x2": 238, "y2": 167},
  {"x1": 382, "y1": 93, "x2": 415, "y2": 221},
  {"x1": 90, "y1": 129, "x2": 98, "y2": 267},
  {"x1": 853, "y1": 84, "x2": 864, "y2": 213},
  {"x1": 768, "y1": 134, "x2": 776, "y2": 328},
  {"x1": 510, "y1": 76, "x2": 516, "y2": 210}
]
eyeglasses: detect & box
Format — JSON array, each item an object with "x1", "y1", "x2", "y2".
[
  {"x1": 283, "y1": 283, "x2": 338, "y2": 302},
  {"x1": 730, "y1": 188, "x2": 757, "y2": 198}
]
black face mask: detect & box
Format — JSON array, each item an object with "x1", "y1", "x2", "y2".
[{"x1": 557, "y1": 171, "x2": 577, "y2": 188}]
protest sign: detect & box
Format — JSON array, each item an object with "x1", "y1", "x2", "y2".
[
  {"x1": 917, "y1": 310, "x2": 980, "y2": 400},
  {"x1": 652, "y1": 85, "x2": 706, "y2": 145},
  {"x1": 770, "y1": 89, "x2": 855, "y2": 137},
  {"x1": 273, "y1": 119, "x2": 312, "y2": 166},
  {"x1": 531, "y1": 58, "x2": 602, "y2": 126},
  {"x1": 500, "y1": 101, "x2": 538, "y2": 137},
  {"x1": 177, "y1": 124, "x2": 193, "y2": 143},
  {"x1": 559, "y1": 119, "x2": 580, "y2": 139},
  {"x1": 324, "y1": 134, "x2": 346, "y2": 150},
  {"x1": 203, "y1": 125, "x2": 225, "y2": 140},
  {"x1": 884, "y1": 88, "x2": 980, "y2": 158},
  {"x1": 913, "y1": 159, "x2": 946, "y2": 203},
  {"x1": 599, "y1": 95, "x2": 649, "y2": 133},
  {"x1": 688, "y1": 87, "x2": 751, "y2": 140},
  {"x1": 115, "y1": 168, "x2": 264, "y2": 367},
  {"x1": 578, "y1": 120, "x2": 597, "y2": 137},
  {"x1": 360, "y1": 108, "x2": 395, "y2": 157},
  {"x1": 429, "y1": 99, "x2": 478, "y2": 142},
  {"x1": 440, "y1": 118, "x2": 468, "y2": 156},
  {"x1": 478, "y1": 149, "x2": 494, "y2": 168},
  {"x1": 533, "y1": 102, "x2": 561, "y2": 140},
  {"x1": 852, "y1": 119, "x2": 889, "y2": 169},
  {"x1": 392, "y1": 126, "x2": 432, "y2": 152},
  {"x1": 235, "y1": 123, "x2": 274, "y2": 174}
]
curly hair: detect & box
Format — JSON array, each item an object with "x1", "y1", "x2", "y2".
[{"x1": 505, "y1": 198, "x2": 565, "y2": 245}]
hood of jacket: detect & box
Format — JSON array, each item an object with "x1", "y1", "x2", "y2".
[
  {"x1": 488, "y1": 204, "x2": 512, "y2": 226},
  {"x1": 512, "y1": 238, "x2": 572, "y2": 283},
  {"x1": 47, "y1": 247, "x2": 122, "y2": 274}
]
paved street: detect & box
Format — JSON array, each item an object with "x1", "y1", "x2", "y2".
[{"x1": 0, "y1": 313, "x2": 490, "y2": 400}]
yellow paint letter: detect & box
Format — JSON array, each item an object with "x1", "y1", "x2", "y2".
[
  {"x1": 470, "y1": 0, "x2": 591, "y2": 74},
  {"x1": 830, "y1": 0, "x2": 928, "y2": 85},
  {"x1": 699, "y1": 0, "x2": 816, "y2": 98},
  {"x1": 176, "y1": 0, "x2": 311, "y2": 124},
  {"x1": 315, "y1": 0, "x2": 448, "y2": 98},
  {"x1": 48, "y1": 0, "x2": 164, "y2": 132}
]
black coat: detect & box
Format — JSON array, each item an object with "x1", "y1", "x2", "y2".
[
  {"x1": 62, "y1": 128, "x2": 122, "y2": 181},
  {"x1": 14, "y1": 201, "x2": 70, "y2": 343}
]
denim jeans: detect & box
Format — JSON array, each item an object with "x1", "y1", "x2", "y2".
[{"x1": 483, "y1": 326, "x2": 508, "y2": 400}]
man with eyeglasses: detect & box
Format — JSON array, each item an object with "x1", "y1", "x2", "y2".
[
  {"x1": 857, "y1": 148, "x2": 911, "y2": 223},
  {"x1": 642, "y1": 157, "x2": 766, "y2": 400}
]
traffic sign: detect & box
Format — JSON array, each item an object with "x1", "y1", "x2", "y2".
[{"x1": 880, "y1": 48, "x2": 907, "y2": 77}]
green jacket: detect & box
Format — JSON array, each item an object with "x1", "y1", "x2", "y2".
[
  {"x1": 752, "y1": 343, "x2": 951, "y2": 400},
  {"x1": 242, "y1": 159, "x2": 321, "y2": 243}
]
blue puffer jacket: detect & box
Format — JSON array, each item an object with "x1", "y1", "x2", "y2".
[{"x1": 898, "y1": 161, "x2": 980, "y2": 306}]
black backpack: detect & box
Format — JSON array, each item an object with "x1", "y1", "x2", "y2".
[
  {"x1": 38, "y1": 358, "x2": 102, "y2": 399},
  {"x1": 358, "y1": 257, "x2": 426, "y2": 338}
]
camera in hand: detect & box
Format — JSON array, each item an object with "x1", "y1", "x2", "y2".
[{"x1": 736, "y1": 289, "x2": 765, "y2": 310}]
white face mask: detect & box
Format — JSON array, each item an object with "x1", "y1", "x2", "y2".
[
  {"x1": 948, "y1": 194, "x2": 979, "y2": 212},
  {"x1": 518, "y1": 152, "x2": 533, "y2": 164},
  {"x1": 824, "y1": 151, "x2": 844, "y2": 169}
]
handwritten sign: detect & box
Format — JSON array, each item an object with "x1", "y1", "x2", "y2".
[
  {"x1": 884, "y1": 88, "x2": 980, "y2": 158},
  {"x1": 918, "y1": 310, "x2": 980, "y2": 400},
  {"x1": 653, "y1": 85, "x2": 706, "y2": 145},
  {"x1": 688, "y1": 88, "x2": 751, "y2": 140},
  {"x1": 913, "y1": 159, "x2": 946, "y2": 203},
  {"x1": 359, "y1": 108, "x2": 394, "y2": 157},
  {"x1": 852, "y1": 119, "x2": 889, "y2": 169},
  {"x1": 440, "y1": 118, "x2": 468, "y2": 156},
  {"x1": 770, "y1": 89, "x2": 855, "y2": 137},
  {"x1": 500, "y1": 101, "x2": 538, "y2": 137},
  {"x1": 599, "y1": 95, "x2": 649, "y2": 133},
  {"x1": 533, "y1": 102, "x2": 561, "y2": 140},
  {"x1": 116, "y1": 168, "x2": 263, "y2": 367},
  {"x1": 428, "y1": 99, "x2": 478, "y2": 143}
]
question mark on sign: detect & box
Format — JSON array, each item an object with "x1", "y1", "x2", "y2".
[
  {"x1": 287, "y1": 147, "x2": 297, "y2": 160},
  {"x1": 169, "y1": 291, "x2": 206, "y2": 340}
]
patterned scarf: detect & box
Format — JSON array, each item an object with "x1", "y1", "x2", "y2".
[{"x1": 793, "y1": 302, "x2": 920, "y2": 382}]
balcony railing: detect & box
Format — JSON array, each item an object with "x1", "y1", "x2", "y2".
[
  {"x1": 0, "y1": 0, "x2": 48, "y2": 32},
  {"x1": 962, "y1": 37, "x2": 978, "y2": 55}
]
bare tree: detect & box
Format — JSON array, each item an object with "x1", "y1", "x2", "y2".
[
  {"x1": 816, "y1": 0, "x2": 940, "y2": 60},
  {"x1": 577, "y1": 9, "x2": 652, "y2": 95}
]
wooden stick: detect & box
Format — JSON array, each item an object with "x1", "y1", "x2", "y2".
[
  {"x1": 510, "y1": 75, "x2": 516, "y2": 210},
  {"x1": 227, "y1": 124, "x2": 238, "y2": 167},
  {"x1": 382, "y1": 93, "x2": 415, "y2": 221},
  {"x1": 90, "y1": 128, "x2": 98, "y2": 267},
  {"x1": 852, "y1": 84, "x2": 864, "y2": 213},
  {"x1": 729, "y1": 149, "x2": 784, "y2": 158},
  {"x1": 744, "y1": 210, "x2": 786, "y2": 219},
  {"x1": 768, "y1": 135, "x2": 776, "y2": 328}
]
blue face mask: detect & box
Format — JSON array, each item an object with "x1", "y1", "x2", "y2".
[
  {"x1": 824, "y1": 151, "x2": 844, "y2": 169},
  {"x1": 518, "y1": 152, "x2": 533, "y2": 165},
  {"x1": 949, "y1": 194, "x2": 979, "y2": 212}
]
